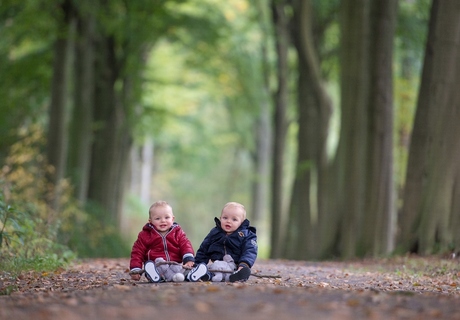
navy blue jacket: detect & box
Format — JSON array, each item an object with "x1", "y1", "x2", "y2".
[{"x1": 195, "y1": 217, "x2": 257, "y2": 269}]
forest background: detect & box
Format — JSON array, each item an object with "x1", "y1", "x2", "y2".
[{"x1": 1, "y1": 0, "x2": 460, "y2": 271}]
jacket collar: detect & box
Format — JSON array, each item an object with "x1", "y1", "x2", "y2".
[
  {"x1": 214, "y1": 217, "x2": 250, "y2": 231},
  {"x1": 143, "y1": 222, "x2": 178, "y2": 232}
]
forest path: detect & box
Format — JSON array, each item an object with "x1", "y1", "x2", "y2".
[{"x1": 1, "y1": 257, "x2": 460, "y2": 319}]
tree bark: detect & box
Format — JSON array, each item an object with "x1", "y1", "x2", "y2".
[
  {"x1": 451, "y1": 167, "x2": 460, "y2": 251},
  {"x1": 361, "y1": 0, "x2": 397, "y2": 256},
  {"x1": 336, "y1": 0, "x2": 370, "y2": 258},
  {"x1": 287, "y1": 0, "x2": 332, "y2": 259},
  {"x1": 399, "y1": 0, "x2": 460, "y2": 254},
  {"x1": 270, "y1": 0, "x2": 290, "y2": 259},
  {"x1": 68, "y1": 7, "x2": 95, "y2": 204},
  {"x1": 251, "y1": 98, "x2": 272, "y2": 226},
  {"x1": 251, "y1": 0, "x2": 273, "y2": 226},
  {"x1": 46, "y1": 0, "x2": 75, "y2": 210},
  {"x1": 87, "y1": 33, "x2": 132, "y2": 224}
]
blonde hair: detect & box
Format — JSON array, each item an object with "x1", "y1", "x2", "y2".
[
  {"x1": 149, "y1": 200, "x2": 172, "y2": 217},
  {"x1": 222, "y1": 202, "x2": 246, "y2": 220}
]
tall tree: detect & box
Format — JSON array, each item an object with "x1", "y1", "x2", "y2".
[
  {"x1": 46, "y1": 0, "x2": 75, "y2": 210},
  {"x1": 285, "y1": 0, "x2": 332, "y2": 259},
  {"x1": 87, "y1": 25, "x2": 131, "y2": 223},
  {"x1": 68, "y1": 1, "x2": 96, "y2": 204},
  {"x1": 270, "y1": 0, "x2": 291, "y2": 258},
  {"x1": 68, "y1": 0, "x2": 167, "y2": 224},
  {"x1": 334, "y1": 0, "x2": 370, "y2": 259},
  {"x1": 361, "y1": 0, "x2": 397, "y2": 256},
  {"x1": 399, "y1": 0, "x2": 460, "y2": 254},
  {"x1": 251, "y1": 0, "x2": 273, "y2": 226},
  {"x1": 330, "y1": 0, "x2": 398, "y2": 258}
]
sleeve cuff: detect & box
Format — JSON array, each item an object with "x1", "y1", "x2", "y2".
[
  {"x1": 183, "y1": 253, "x2": 195, "y2": 264},
  {"x1": 130, "y1": 267, "x2": 143, "y2": 274}
]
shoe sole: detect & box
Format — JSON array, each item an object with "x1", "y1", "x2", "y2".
[
  {"x1": 229, "y1": 267, "x2": 251, "y2": 282},
  {"x1": 144, "y1": 261, "x2": 161, "y2": 283},
  {"x1": 189, "y1": 264, "x2": 208, "y2": 282}
]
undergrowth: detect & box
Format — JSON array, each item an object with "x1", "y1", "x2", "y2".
[{"x1": 0, "y1": 127, "x2": 128, "y2": 296}]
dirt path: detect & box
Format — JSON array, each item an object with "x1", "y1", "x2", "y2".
[{"x1": 1, "y1": 257, "x2": 460, "y2": 319}]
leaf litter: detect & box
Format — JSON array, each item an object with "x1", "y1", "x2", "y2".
[{"x1": 1, "y1": 255, "x2": 460, "y2": 319}]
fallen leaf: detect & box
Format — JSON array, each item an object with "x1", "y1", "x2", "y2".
[
  {"x1": 194, "y1": 301, "x2": 210, "y2": 313},
  {"x1": 206, "y1": 286, "x2": 221, "y2": 292}
]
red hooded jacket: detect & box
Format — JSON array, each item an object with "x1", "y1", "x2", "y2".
[{"x1": 129, "y1": 222, "x2": 195, "y2": 271}]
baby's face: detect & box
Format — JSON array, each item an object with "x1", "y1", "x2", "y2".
[
  {"x1": 149, "y1": 205, "x2": 174, "y2": 233},
  {"x1": 220, "y1": 206, "x2": 244, "y2": 234}
]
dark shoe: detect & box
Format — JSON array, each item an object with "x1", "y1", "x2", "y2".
[
  {"x1": 200, "y1": 271, "x2": 213, "y2": 281},
  {"x1": 187, "y1": 263, "x2": 208, "y2": 282},
  {"x1": 229, "y1": 267, "x2": 251, "y2": 282},
  {"x1": 144, "y1": 260, "x2": 161, "y2": 283}
]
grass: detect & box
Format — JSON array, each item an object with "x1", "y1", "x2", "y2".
[
  {"x1": 0, "y1": 254, "x2": 74, "y2": 295},
  {"x1": 0, "y1": 253, "x2": 73, "y2": 280},
  {"x1": 345, "y1": 255, "x2": 460, "y2": 280}
]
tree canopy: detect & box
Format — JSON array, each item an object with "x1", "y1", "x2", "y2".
[{"x1": 2, "y1": 0, "x2": 458, "y2": 261}]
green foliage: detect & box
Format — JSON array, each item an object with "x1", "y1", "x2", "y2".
[
  {"x1": 126, "y1": 0, "x2": 274, "y2": 248},
  {"x1": 1, "y1": 125, "x2": 131, "y2": 265},
  {"x1": 0, "y1": 254, "x2": 73, "y2": 281},
  {"x1": 393, "y1": 0, "x2": 431, "y2": 202},
  {"x1": 313, "y1": 0, "x2": 340, "y2": 80},
  {"x1": 0, "y1": 197, "x2": 75, "y2": 279},
  {"x1": 0, "y1": 0, "x2": 436, "y2": 262},
  {"x1": 380, "y1": 256, "x2": 460, "y2": 279},
  {"x1": 0, "y1": 0, "x2": 56, "y2": 158},
  {"x1": 63, "y1": 201, "x2": 131, "y2": 258},
  {"x1": 0, "y1": 127, "x2": 76, "y2": 276},
  {"x1": 139, "y1": 35, "x2": 257, "y2": 244},
  {"x1": 396, "y1": 0, "x2": 431, "y2": 75}
]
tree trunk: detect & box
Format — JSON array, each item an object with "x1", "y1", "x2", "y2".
[
  {"x1": 361, "y1": 0, "x2": 397, "y2": 256},
  {"x1": 87, "y1": 34, "x2": 129, "y2": 224},
  {"x1": 451, "y1": 168, "x2": 460, "y2": 251},
  {"x1": 287, "y1": 0, "x2": 332, "y2": 259},
  {"x1": 46, "y1": 0, "x2": 75, "y2": 210},
  {"x1": 397, "y1": 20, "x2": 434, "y2": 252},
  {"x1": 251, "y1": 101, "x2": 272, "y2": 225},
  {"x1": 399, "y1": 0, "x2": 460, "y2": 254},
  {"x1": 270, "y1": 0, "x2": 291, "y2": 259},
  {"x1": 336, "y1": 0, "x2": 370, "y2": 258},
  {"x1": 251, "y1": 0, "x2": 272, "y2": 226},
  {"x1": 68, "y1": 8, "x2": 95, "y2": 204}
]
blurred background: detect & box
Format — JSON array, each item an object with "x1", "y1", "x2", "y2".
[{"x1": 2, "y1": 0, "x2": 458, "y2": 266}]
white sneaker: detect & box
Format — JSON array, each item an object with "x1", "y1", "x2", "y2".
[
  {"x1": 144, "y1": 261, "x2": 161, "y2": 283},
  {"x1": 187, "y1": 263, "x2": 208, "y2": 282}
]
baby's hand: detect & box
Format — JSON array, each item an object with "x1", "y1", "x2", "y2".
[
  {"x1": 184, "y1": 261, "x2": 194, "y2": 268},
  {"x1": 130, "y1": 273, "x2": 141, "y2": 281}
]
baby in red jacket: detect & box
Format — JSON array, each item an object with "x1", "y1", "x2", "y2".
[{"x1": 129, "y1": 200, "x2": 207, "y2": 282}]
